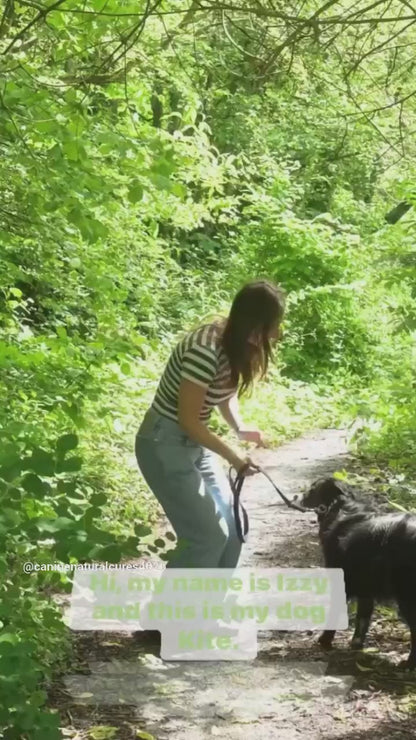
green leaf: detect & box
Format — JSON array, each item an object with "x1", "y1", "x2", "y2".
[
  {"x1": 63, "y1": 402, "x2": 84, "y2": 427},
  {"x1": 63, "y1": 139, "x2": 86, "y2": 161},
  {"x1": 0, "y1": 465, "x2": 21, "y2": 482},
  {"x1": 36, "y1": 517, "x2": 74, "y2": 534},
  {"x1": 67, "y1": 208, "x2": 108, "y2": 243},
  {"x1": 134, "y1": 524, "x2": 152, "y2": 537},
  {"x1": 150, "y1": 173, "x2": 172, "y2": 191},
  {"x1": 333, "y1": 470, "x2": 348, "y2": 480},
  {"x1": 34, "y1": 119, "x2": 57, "y2": 134},
  {"x1": 90, "y1": 492, "x2": 107, "y2": 507},
  {"x1": 67, "y1": 539, "x2": 92, "y2": 559},
  {"x1": 56, "y1": 433, "x2": 79, "y2": 457},
  {"x1": 1, "y1": 508, "x2": 20, "y2": 527},
  {"x1": 0, "y1": 444, "x2": 21, "y2": 471},
  {"x1": 56, "y1": 326, "x2": 68, "y2": 339},
  {"x1": 27, "y1": 449, "x2": 56, "y2": 476},
  {"x1": 95, "y1": 544, "x2": 122, "y2": 563},
  {"x1": 57, "y1": 480, "x2": 76, "y2": 495},
  {"x1": 0, "y1": 633, "x2": 19, "y2": 645},
  {"x1": 47, "y1": 12, "x2": 66, "y2": 30},
  {"x1": 31, "y1": 710, "x2": 61, "y2": 738},
  {"x1": 128, "y1": 181, "x2": 144, "y2": 203},
  {"x1": 56, "y1": 456, "x2": 83, "y2": 473},
  {"x1": 29, "y1": 689, "x2": 47, "y2": 707},
  {"x1": 21, "y1": 473, "x2": 49, "y2": 498},
  {"x1": 171, "y1": 182, "x2": 186, "y2": 199},
  {"x1": 87, "y1": 525, "x2": 116, "y2": 545},
  {"x1": 88, "y1": 728, "x2": 118, "y2": 740},
  {"x1": 136, "y1": 731, "x2": 156, "y2": 740},
  {"x1": 85, "y1": 217, "x2": 109, "y2": 243},
  {"x1": 151, "y1": 157, "x2": 175, "y2": 177}
]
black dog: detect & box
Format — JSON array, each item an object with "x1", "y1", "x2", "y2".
[{"x1": 301, "y1": 477, "x2": 416, "y2": 669}]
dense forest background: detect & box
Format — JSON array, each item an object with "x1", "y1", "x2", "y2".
[{"x1": 1, "y1": 0, "x2": 416, "y2": 736}]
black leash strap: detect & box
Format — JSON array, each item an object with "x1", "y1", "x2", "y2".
[
  {"x1": 228, "y1": 464, "x2": 308, "y2": 544},
  {"x1": 229, "y1": 464, "x2": 250, "y2": 544}
]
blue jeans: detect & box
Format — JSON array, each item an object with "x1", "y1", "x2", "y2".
[{"x1": 135, "y1": 407, "x2": 242, "y2": 568}]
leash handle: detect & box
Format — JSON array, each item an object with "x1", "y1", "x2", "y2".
[{"x1": 228, "y1": 465, "x2": 250, "y2": 543}]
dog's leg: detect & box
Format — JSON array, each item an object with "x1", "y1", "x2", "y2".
[
  {"x1": 397, "y1": 601, "x2": 416, "y2": 670},
  {"x1": 318, "y1": 630, "x2": 335, "y2": 649},
  {"x1": 351, "y1": 597, "x2": 374, "y2": 649}
]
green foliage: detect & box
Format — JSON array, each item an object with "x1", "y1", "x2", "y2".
[
  {"x1": 0, "y1": 430, "x2": 170, "y2": 737},
  {"x1": 0, "y1": 0, "x2": 416, "y2": 736}
]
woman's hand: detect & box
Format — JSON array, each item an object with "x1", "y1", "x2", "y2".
[
  {"x1": 237, "y1": 428, "x2": 268, "y2": 448},
  {"x1": 229, "y1": 453, "x2": 259, "y2": 477},
  {"x1": 218, "y1": 398, "x2": 268, "y2": 448}
]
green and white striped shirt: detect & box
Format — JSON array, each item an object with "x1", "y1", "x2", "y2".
[{"x1": 152, "y1": 323, "x2": 237, "y2": 422}]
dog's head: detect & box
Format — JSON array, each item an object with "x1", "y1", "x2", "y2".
[{"x1": 300, "y1": 477, "x2": 356, "y2": 515}]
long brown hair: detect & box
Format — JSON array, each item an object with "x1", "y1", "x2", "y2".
[{"x1": 220, "y1": 280, "x2": 286, "y2": 396}]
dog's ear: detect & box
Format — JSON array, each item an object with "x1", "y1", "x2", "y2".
[
  {"x1": 301, "y1": 478, "x2": 332, "y2": 508},
  {"x1": 322, "y1": 478, "x2": 355, "y2": 504},
  {"x1": 306, "y1": 478, "x2": 352, "y2": 507},
  {"x1": 302, "y1": 476, "x2": 355, "y2": 509}
]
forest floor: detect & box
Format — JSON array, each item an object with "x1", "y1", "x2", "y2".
[{"x1": 50, "y1": 429, "x2": 416, "y2": 739}]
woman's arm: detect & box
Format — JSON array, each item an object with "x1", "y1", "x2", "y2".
[
  {"x1": 217, "y1": 394, "x2": 244, "y2": 433},
  {"x1": 218, "y1": 395, "x2": 267, "y2": 447},
  {"x1": 178, "y1": 380, "x2": 258, "y2": 475}
]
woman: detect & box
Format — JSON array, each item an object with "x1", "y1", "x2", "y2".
[{"x1": 135, "y1": 279, "x2": 286, "y2": 570}]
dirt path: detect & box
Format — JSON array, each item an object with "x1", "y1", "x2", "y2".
[{"x1": 54, "y1": 430, "x2": 416, "y2": 739}]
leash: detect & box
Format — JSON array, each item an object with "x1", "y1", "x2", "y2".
[{"x1": 228, "y1": 464, "x2": 308, "y2": 543}]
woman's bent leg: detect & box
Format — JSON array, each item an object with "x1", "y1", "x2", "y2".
[
  {"x1": 135, "y1": 433, "x2": 230, "y2": 568},
  {"x1": 196, "y1": 449, "x2": 242, "y2": 569}
]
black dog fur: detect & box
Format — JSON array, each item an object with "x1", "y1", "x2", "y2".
[{"x1": 301, "y1": 477, "x2": 416, "y2": 669}]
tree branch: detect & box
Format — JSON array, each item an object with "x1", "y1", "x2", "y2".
[{"x1": 2, "y1": 0, "x2": 67, "y2": 55}]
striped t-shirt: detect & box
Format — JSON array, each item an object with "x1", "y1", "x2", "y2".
[{"x1": 152, "y1": 323, "x2": 237, "y2": 422}]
